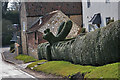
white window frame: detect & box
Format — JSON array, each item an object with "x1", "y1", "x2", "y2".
[
  {"x1": 87, "y1": 0, "x2": 91, "y2": 8},
  {"x1": 23, "y1": 22, "x2": 26, "y2": 32}
]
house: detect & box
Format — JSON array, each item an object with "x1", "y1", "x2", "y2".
[
  {"x1": 26, "y1": 10, "x2": 80, "y2": 59},
  {"x1": 20, "y1": 2, "x2": 83, "y2": 55},
  {"x1": 82, "y1": 0, "x2": 120, "y2": 32}
]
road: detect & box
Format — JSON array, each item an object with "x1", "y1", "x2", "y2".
[{"x1": 0, "y1": 47, "x2": 37, "y2": 79}]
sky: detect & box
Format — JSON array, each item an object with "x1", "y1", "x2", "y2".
[{"x1": 8, "y1": 0, "x2": 13, "y2": 8}]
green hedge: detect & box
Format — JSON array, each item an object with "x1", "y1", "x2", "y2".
[{"x1": 38, "y1": 20, "x2": 120, "y2": 66}]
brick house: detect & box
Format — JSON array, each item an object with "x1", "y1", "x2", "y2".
[
  {"x1": 26, "y1": 10, "x2": 80, "y2": 59},
  {"x1": 20, "y1": 2, "x2": 82, "y2": 56}
]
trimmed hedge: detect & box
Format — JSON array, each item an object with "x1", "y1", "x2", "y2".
[{"x1": 38, "y1": 20, "x2": 120, "y2": 66}]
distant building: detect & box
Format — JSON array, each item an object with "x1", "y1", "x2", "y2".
[
  {"x1": 82, "y1": 0, "x2": 120, "y2": 32},
  {"x1": 20, "y1": 2, "x2": 82, "y2": 56},
  {"x1": 26, "y1": 10, "x2": 80, "y2": 59}
]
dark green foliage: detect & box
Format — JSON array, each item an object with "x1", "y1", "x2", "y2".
[
  {"x1": 80, "y1": 28, "x2": 86, "y2": 33},
  {"x1": 2, "y1": 19, "x2": 14, "y2": 46},
  {"x1": 2, "y1": 10, "x2": 20, "y2": 24},
  {"x1": 2, "y1": 10, "x2": 19, "y2": 46},
  {"x1": 38, "y1": 42, "x2": 49, "y2": 59},
  {"x1": 57, "y1": 22, "x2": 65, "y2": 35},
  {"x1": 43, "y1": 29, "x2": 57, "y2": 45},
  {"x1": 38, "y1": 20, "x2": 120, "y2": 66},
  {"x1": 46, "y1": 44, "x2": 52, "y2": 60},
  {"x1": 41, "y1": 20, "x2": 73, "y2": 61},
  {"x1": 56, "y1": 20, "x2": 73, "y2": 41},
  {"x1": 43, "y1": 20, "x2": 73, "y2": 45}
]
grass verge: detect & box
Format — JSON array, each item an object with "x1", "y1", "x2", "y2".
[
  {"x1": 27, "y1": 59, "x2": 48, "y2": 68},
  {"x1": 27, "y1": 60, "x2": 120, "y2": 78},
  {"x1": 84, "y1": 62, "x2": 120, "y2": 78},
  {"x1": 27, "y1": 60, "x2": 95, "y2": 77},
  {"x1": 15, "y1": 54, "x2": 37, "y2": 63}
]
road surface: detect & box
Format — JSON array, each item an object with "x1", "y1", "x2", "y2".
[{"x1": 0, "y1": 47, "x2": 37, "y2": 79}]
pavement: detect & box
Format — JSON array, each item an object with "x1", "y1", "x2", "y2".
[
  {"x1": 1, "y1": 47, "x2": 37, "y2": 80},
  {"x1": 2, "y1": 47, "x2": 24, "y2": 65},
  {"x1": 1, "y1": 47, "x2": 63, "y2": 79}
]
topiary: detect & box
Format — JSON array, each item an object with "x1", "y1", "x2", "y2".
[
  {"x1": 43, "y1": 20, "x2": 73, "y2": 45},
  {"x1": 56, "y1": 20, "x2": 73, "y2": 41},
  {"x1": 57, "y1": 22, "x2": 65, "y2": 35}
]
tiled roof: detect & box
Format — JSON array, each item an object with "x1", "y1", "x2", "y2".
[
  {"x1": 26, "y1": 10, "x2": 57, "y2": 33},
  {"x1": 25, "y1": 2, "x2": 82, "y2": 17}
]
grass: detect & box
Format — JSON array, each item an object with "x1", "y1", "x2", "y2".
[
  {"x1": 27, "y1": 60, "x2": 120, "y2": 78},
  {"x1": 15, "y1": 54, "x2": 38, "y2": 63},
  {"x1": 27, "y1": 60, "x2": 95, "y2": 77},
  {"x1": 27, "y1": 59, "x2": 48, "y2": 68},
  {"x1": 84, "y1": 62, "x2": 120, "y2": 78}
]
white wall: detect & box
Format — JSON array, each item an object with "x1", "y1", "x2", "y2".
[
  {"x1": 118, "y1": 1, "x2": 120, "y2": 20},
  {"x1": 82, "y1": 0, "x2": 119, "y2": 32}
]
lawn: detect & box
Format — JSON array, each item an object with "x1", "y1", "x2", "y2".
[
  {"x1": 15, "y1": 54, "x2": 38, "y2": 63},
  {"x1": 27, "y1": 59, "x2": 48, "y2": 68},
  {"x1": 27, "y1": 60, "x2": 95, "y2": 77},
  {"x1": 27, "y1": 60, "x2": 120, "y2": 78},
  {"x1": 85, "y1": 62, "x2": 120, "y2": 78}
]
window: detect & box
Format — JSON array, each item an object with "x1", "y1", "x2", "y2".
[
  {"x1": 35, "y1": 32, "x2": 37, "y2": 40},
  {"x1": 87, "y1": 0, "x2": 91, "y2": 8},
  {"x1": 23, "y1": 22, "x2": 25, "y2": 32},
  {"x1": 106, "y1": 0, "x2": 110, "y2": 3},
  {"x1": 106, "y1": 17, "x2": 111, "y2": 25},
  {"x1": 106, "y1": 17, "x2": 114, "y2": 25}
]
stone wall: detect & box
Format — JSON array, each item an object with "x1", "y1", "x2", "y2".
[
  {"x1": 27, "y1": 32, "x2": 46, "y2": 59},
  {"x1": 38, "y1": 11, "x2": 80, "y2": 38},
  {"x1": 38, "y1": 20, "x2": 120, "y2": 66}
]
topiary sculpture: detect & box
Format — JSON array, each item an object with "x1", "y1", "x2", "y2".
[
  {"x1": 43, "y1": 20, "x2": 73, "y2": 45},
  {"x1": 40, "y1": 20, "x2": 73, "y2": 61}
]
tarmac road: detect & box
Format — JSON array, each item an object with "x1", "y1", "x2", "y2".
[{"x1": 0, "y1": 47, "x2": 37, "y2": 79}]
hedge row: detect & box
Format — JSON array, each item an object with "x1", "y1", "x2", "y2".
[{"x1": 38, "y1": 20, "x2": 120, "y2": 66}]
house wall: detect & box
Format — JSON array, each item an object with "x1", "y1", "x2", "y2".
[
  {"x1": 38, "y1": 11, "x2": 80, "y2": 38},
  {"x1": 82, "y1": 1, "x2": 119, "y2": 32},
  {"x1": 70, "y1": 15, "x2": 82, "y2": 27},
  {"x1": 118, "y1": 1, "x2": 120, "y2": 20},
  {"x1": 20, "y1": 3, "x2": 28, "y2": 54},
  {"x1": 27, "y1": 32, "x2": 46, "y2": 59}
]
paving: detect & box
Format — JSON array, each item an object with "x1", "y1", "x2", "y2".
[
  {"x1": 2, "y1": 47, "x2": 24, "y2": 64},
  {"x1": 1, "y1": 47, "x2": 63, "y2": 79},
  {"x1": 1, "y1": 47, "x2": 37, "y2": 79}
]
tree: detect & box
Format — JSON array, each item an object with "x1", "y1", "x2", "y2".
[
  {"x1": 2, "y1": 19, "x2": 15, "y2": 46},
  {"x1": 8, "y1": 1, "x2": 21, "y2": 11},
  {"x1": 2, "y1": 10, "x2": 20, "y2": 24},
  {"x1": 2, "y1": 2, "x2": 8, "y2": 13},
  {"x1": 2, "y1": 0, "x2": 20, "y2": 46}
]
